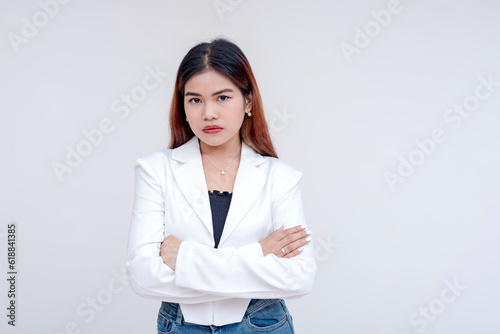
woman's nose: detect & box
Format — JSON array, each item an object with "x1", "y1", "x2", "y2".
[{"x1": 202, "y1": 102, "x2": 218, "y2": 120}]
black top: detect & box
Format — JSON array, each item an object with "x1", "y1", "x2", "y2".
[{"x1": 208, "y1": 190, "x2": 232, "y2": 248}]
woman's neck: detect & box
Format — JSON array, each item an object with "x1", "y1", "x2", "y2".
[{"x1": 199, "y1": 137, "x2": 242, "y2": 161}]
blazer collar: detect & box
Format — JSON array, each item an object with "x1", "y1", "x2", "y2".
[{"x1": 171, "y1": 136, "x2": 267, "y2": 246}]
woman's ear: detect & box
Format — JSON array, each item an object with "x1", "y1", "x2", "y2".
[{"x1": 245, "y1": 92, "x2": 252, "y2": 112}]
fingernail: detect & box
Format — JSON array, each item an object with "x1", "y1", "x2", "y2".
[
  {"x1": 298, "y1": 247, "x2": 304, "y2": 252},
  {"x1": 306, "y1": 230, "x2": 312, "y2": 235},
  {"x1": 305, "y1": 236, "x2": 312, "y2": 242},
  {"x1": 301, "y1": 224, "x2": 308, "y2": 229}
]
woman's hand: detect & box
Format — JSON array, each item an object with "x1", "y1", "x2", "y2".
[
  {"x1": 259, "y1": 225, "x2": 312, "y2": 258},
  {"x1": 160, "y1": 235, "x2": 182, "y2": 271}
]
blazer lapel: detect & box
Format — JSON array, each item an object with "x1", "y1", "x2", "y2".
[
  {"x1": 171, "y1": 136, "x2": 267, "y2": 246},
  {"x1": 171, "y1": 136, "x2": 213, "y2": 235},
  {"x1": 219, "y1": 141, "x2": 266, "y2": 245}
]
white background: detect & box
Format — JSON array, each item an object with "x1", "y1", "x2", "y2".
[{"x1": 1, "y1": 0, "x2": 499, "y2": 333}]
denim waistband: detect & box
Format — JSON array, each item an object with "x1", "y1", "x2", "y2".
[
  {"x1": 159, "y1": 301, "x2": 183, "y2": 325},
  {"x1": 244, "y1": 298, "x2": 285, "y2": 316}
]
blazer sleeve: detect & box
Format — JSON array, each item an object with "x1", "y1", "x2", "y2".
[
  {"x1": 125, "y1": 157, "x2": 231, "y2": 304},
  {"x1": 174, "y1": 170, "x2": 317, "y2": 299}
]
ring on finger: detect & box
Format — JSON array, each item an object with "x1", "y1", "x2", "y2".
[{"x1": 281, "y1": 247, "x2": 286, "y2": 254}]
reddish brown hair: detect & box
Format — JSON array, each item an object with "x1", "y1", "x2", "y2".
[{"x1": 168, "y1": 38, "x2": 278, "y2": 158}]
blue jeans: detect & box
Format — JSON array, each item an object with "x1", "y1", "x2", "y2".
[{"x1": 157, "y1": 299, "x2": 295, "y2": 333}]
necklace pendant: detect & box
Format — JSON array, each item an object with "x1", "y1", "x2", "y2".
[{"x1": 221, "y1": 170, "x2": 225, "y2": 175}]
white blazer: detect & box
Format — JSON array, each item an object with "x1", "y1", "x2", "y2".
[{"x1": 126, "y1": 136, "x2": 316, "y2": 326}]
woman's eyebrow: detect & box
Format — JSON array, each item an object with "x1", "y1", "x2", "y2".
[
  {"x1": 185, "y1": 88, "x2": 234, "y2": 97},
  {"x1": 211, "y1": 88, "x2": 233, "y2": 96}
]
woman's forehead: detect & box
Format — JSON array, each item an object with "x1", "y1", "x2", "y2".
[{"x1": 184, "y1": 70, "x2": 238, "y2": 95}]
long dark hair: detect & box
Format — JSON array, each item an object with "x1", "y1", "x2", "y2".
[{"x1": 168, "y1": 38, "x2": 278, "y2": 158}]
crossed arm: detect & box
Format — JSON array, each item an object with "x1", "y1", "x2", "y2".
[
  {"x1": 126, "y1": 158, "x2": 316, "y2": 302},
  {"x1": 160, "y1": 224, "x2": 312, "y2": 270}
]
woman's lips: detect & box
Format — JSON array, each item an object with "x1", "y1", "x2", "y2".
[{"x1": 203, "y1": 126, "x2": 222, "y2": 133}]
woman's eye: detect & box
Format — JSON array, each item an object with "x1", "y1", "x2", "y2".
[
  {"x1": 218, "y1": 95, "x2": 230, "y2": 101},
  {"x1": 189, "y1": 98, "x2": 201, "y2": 104}
]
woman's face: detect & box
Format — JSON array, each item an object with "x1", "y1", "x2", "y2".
[{"x1": 184, "y1": 70, "x2": 251, "y2": 150}]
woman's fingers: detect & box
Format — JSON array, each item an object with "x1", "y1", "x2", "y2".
[
  {"x1": 276, "y1": 225, "x2": 312, "y2": 258},
  {"x1": 282, "y1": 234, "x2": 312, "y2": 258},
  {"x1": 281, "y1": 226, "x2": 310, "y2": 246},
  {"x1": 271, "y1": 224, "x2": 285, "y2": 238},
  {"x1": 284, "y1": 247, "x2": 304, "y2": 259},
  {"x1": 272, "y1": 224, "x2": 306, "y2": 243},
  {"x1": 159, "y1": 235, "x2": 182, "y2": 270},
  {"x1": 279, "y1": 225, "x2": 307, "y2": 239},
  {"x1": 259, "y1": 224, "x2": 312, "y2": 257}
]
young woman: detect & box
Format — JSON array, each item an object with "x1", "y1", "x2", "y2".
[{"x1": 126, "y1": 38, "x2": 316, "y2": 333}]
